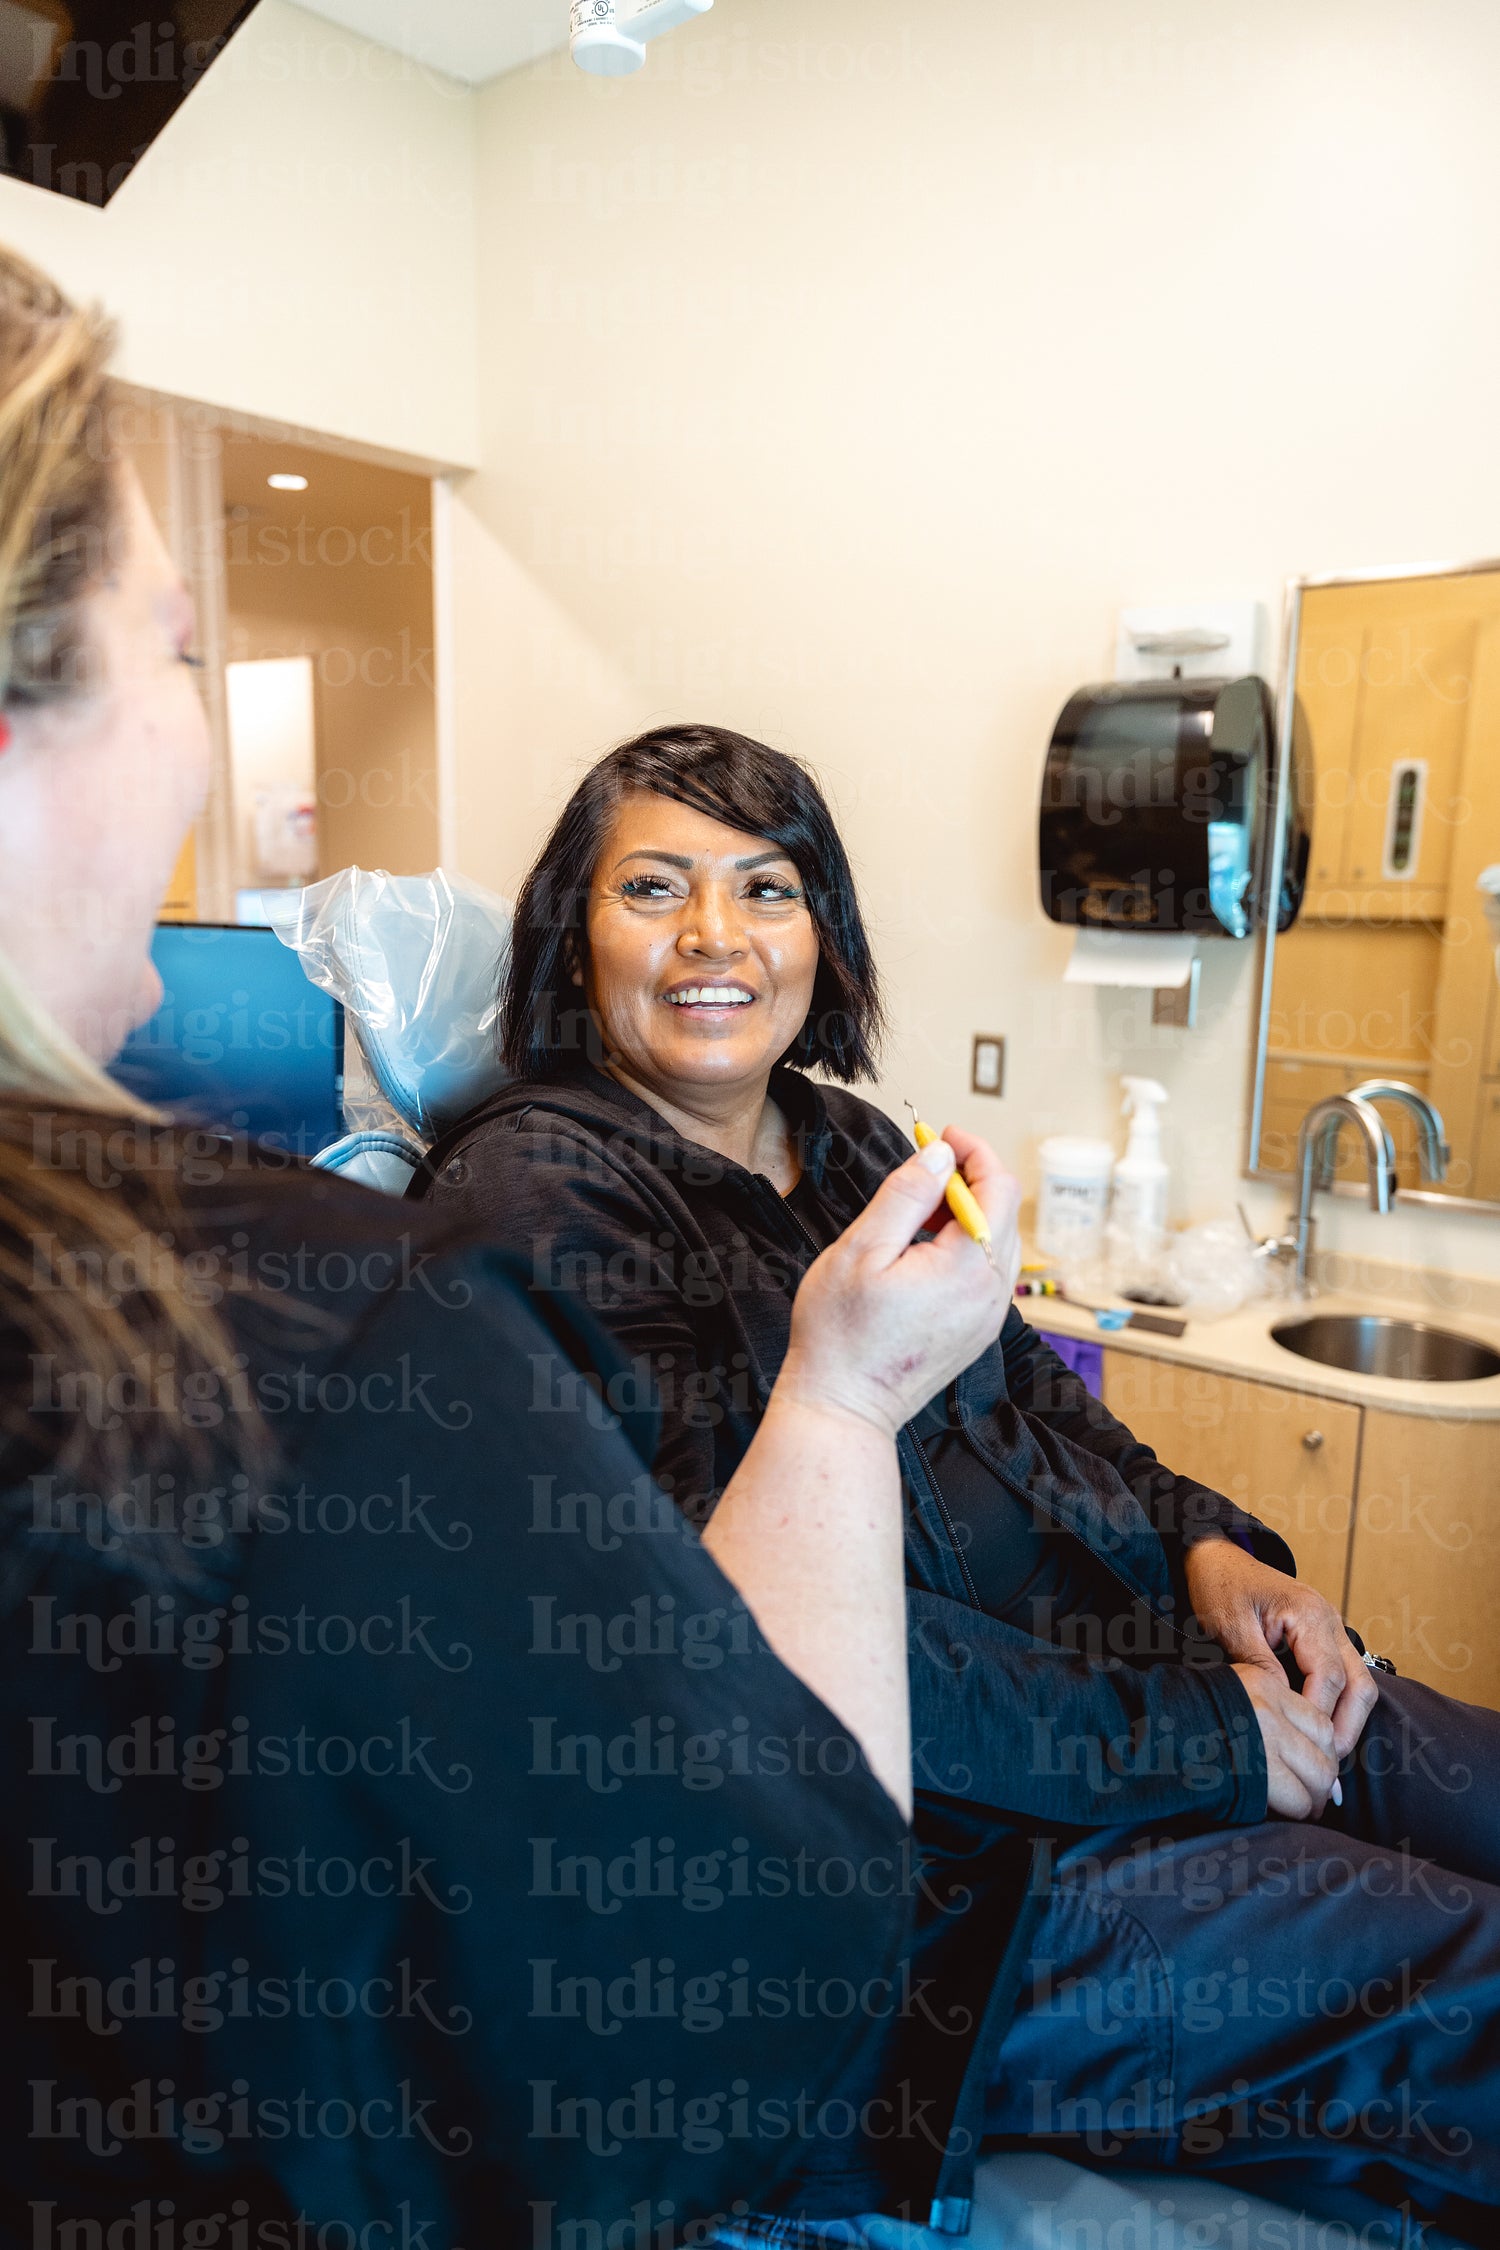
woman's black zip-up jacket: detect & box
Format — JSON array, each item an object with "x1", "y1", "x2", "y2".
[{"x1": 413, "y1": 1061, "x2": 1290, "y2": 2226}]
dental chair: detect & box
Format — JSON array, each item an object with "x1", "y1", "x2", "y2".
[
  {"x1": 266, "y1": 867, "x2": 512, "y2": 1194},
  {"x1": 269, "y1": 867, "x2": 1472, "y2": 2250}
]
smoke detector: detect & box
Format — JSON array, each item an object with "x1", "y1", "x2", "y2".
[{"x1": 571, "y1": 0, "x2": 712, "y2": 76}]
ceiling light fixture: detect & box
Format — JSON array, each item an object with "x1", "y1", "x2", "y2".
[{"x1": 267, "y1": 473, "x2": 308, "y2": 492}]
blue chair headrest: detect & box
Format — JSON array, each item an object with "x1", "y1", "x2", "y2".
[{"x1": 267, "y1": 868, "x2": 512, "y2": 1139}]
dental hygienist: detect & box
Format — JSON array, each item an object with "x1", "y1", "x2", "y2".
[{"x1": 0, "y1": 247, "x2": 1014, "y2": 2242}]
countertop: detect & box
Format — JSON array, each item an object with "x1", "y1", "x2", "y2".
[{"x1": 1017, "y1": 1283, "x2": 1500, "y2": 1421}]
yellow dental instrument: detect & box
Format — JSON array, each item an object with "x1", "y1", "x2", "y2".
[{"x1": 906, "y1": 1103, "x2": 996, "y2": 1271}]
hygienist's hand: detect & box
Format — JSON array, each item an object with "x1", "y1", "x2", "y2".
[
  {"x1": 1186, "y1": 1539, "x2": 1379, "y2": 1759},
  {"x1": 778, "y1": 1134, "x2": 1017, "y2": 1441}
]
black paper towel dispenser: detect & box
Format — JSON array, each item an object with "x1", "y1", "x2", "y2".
[{"x1": 1038, "y1": 675, "x2": 1306, "y2": 939}]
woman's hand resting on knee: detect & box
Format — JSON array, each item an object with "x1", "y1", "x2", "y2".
[
  {"x1": 1227, "y1": 1662, "x2": 1342, "y2": 1820},
  {"x1": 1185, "y1": 1538, "x2": 1380, "y2": 1819}
]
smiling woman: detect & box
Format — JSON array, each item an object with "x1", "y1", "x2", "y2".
[
  {"x1": 497, "y1": 721, "x2": 886, "y2": 1187},
  {"x1": 418, "y1": 719, "x2": 1021, "y2": 1505},
  {"x1": 580, "y1": 794, "x2": 822, "y2": 1186}
]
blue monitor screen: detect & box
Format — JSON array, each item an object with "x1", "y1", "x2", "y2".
[{"x1": 110, "y1": 922, "x2": 344, "y2": 1161}]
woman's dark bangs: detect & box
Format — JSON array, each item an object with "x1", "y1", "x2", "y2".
[{"x1": 620, "y1": 747, "x2": 818, "y2": 869}]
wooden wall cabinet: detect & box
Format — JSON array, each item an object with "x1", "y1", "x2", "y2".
[
  {"x1": 1344, "y1": 1408, "x2": 1500, "y2": 1710},
  {"x1": 1100, "y1": 1346, "x2": 1500, "y2": 1710}
]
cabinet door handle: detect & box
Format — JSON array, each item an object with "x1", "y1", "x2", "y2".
[{"x1": 1302, "y1": 1428, "x2": 1325, "y2": 1452}]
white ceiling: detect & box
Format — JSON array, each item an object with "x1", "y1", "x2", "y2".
[{"x1": 289, "y1": 0, "x2": 569, "y2": 85}]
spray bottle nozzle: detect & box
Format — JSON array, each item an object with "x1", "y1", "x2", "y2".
[
  {"x1": 1121, "y1": 1075, "x2": 1168, "y2": 1117},
  {"x1": 1119, "y1": 1078, "x2": 1170, "y2": 1173}
]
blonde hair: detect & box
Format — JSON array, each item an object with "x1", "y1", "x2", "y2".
[{"x1": 0, "y1": 246, "x2": 253, "y2": 1512}]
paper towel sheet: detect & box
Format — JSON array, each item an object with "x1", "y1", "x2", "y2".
[{"x1": 1063, "y1": 929, "x2": 1199, "y2": 988}]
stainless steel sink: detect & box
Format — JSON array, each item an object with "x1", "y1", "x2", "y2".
[{"x1": 1272, "y1": 1313, "x2": 1500, "y2": 1384}]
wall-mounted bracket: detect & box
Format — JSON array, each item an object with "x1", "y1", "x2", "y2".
[{"x1": 1152, "y1": 957, "x2": 1202, "y2": 1029}]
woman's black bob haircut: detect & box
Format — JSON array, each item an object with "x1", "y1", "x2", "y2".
[{"x1": 501, "y1": 722, "x2": 884, "y2": 1084}]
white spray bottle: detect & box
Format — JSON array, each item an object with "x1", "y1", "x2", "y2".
[{"x1": 1112, "y1": 1077, "x2": 1171, "y2": 1269}]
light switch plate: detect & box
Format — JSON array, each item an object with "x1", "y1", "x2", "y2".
[{"x1": 971, "y1": 1035, "x2": 1005, "y2": 1096}]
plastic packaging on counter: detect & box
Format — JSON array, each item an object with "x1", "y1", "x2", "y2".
[
  {"x1": 1163, "y1": 1217, "x2": 1268, "y2": 1321},
  {"x1": 264, "y1": 867, "x2": 513, "y2": 1142}
]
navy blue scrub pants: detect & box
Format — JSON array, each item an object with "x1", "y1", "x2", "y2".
[{"x1": 985, "y1": 1670, "x2": 1500, "y2": 2232}]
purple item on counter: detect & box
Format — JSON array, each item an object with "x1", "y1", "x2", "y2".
[{"x1": 1037, "y1": 1329, "x2": 1104, "y2": 1400}]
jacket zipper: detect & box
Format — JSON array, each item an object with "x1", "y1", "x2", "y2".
[{"x1": 755, "y1": 1176, "x2": 821, "y2": 1264}]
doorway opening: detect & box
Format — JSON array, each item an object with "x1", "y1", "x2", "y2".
[{"x1": 119, "y1": 390, "x2": 445, "y2": 923}]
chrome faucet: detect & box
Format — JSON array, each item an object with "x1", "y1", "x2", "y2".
[
  {"x1": 1289, "y1": 1092, "x2": 1397, "y2": 1293},
  {"x1": 1249, "y1": 1080, "x2": 1448, "y2": 1296},
  {"x1": 1346, "y1": 1079, "x2": 1449, "y2": 1186}
]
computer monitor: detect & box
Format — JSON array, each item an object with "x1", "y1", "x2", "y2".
[{"x1": 110, "y1": 922, "x2": 345, "y2": 1161}]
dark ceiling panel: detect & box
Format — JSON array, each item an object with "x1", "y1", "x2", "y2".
[{"x1": 0, "y1": 2, "x2": 262, "y2": 207}]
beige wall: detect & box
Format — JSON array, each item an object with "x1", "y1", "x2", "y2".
[
  {"x1": 451, "y1": 0, "x2": 1500, "y2": 1287},
  {"x1": 0, "y1": 0, "x2": 478, "y2": 466}
]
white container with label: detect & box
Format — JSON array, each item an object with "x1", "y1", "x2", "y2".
[{"x1": 1035, "y1": 1136, "x2": 1115, "y2": 1262}]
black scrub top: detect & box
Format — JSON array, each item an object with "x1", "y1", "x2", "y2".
[{"x1": 0, "y1": 1141, "x2": 908, "y2": 2247}]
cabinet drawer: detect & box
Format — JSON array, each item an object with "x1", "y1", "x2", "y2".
[
  {"x1": 1345, "y1": 1410, "x2": 1500, "y2": 1708},
  {"x1": 1101, "y1": 1352, "x2": 1360, "y2": 1610}
]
